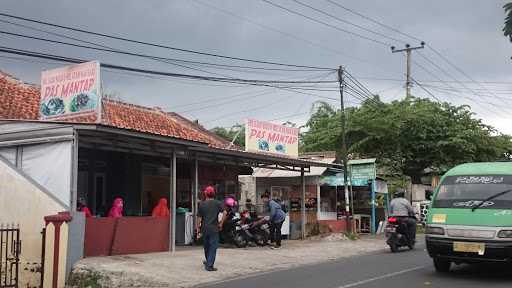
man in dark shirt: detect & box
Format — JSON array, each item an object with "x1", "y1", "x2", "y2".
[{"x1": 197, "y1": 186, "x2": 227, "y2": 271}]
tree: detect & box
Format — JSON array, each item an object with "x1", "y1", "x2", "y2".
[
  {"x1": 210, "y1": 124, "x2": 245, "y2": 148},
  {"x1": 302, "y1": 97, "x2": 512, "y2": 183},
  {"x1": 504, "y1": 2, "x2": 512, "y2": 41}
]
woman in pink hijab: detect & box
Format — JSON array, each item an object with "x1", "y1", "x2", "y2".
[{"x1": 108, "y1": 197, "x2": 124, "y2": 218}]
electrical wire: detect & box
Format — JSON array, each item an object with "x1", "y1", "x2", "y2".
[
  {"x1": 291, "y1": 0, "x2": 406, "y2": 44},
  {"x1": 0, "y1": 12, "x2": 334, "y2": 71},
  {"x1": 323, "y1": 0, "x2": 423, "y2": 43},
  {"x1": 259, "y1": 0, "x2": 392, "y2": 46}
]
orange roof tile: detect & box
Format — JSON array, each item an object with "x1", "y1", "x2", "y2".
[{"x1": 0, "y1": 70, "x2": 233, "y2": 148}]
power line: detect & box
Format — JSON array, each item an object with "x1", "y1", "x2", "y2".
[
  {"x1": 426, "y1": 45, "x2": 510, "y2": 108},
  {"x1": 324, "y1": 0, "x2": 423, "y2": 43},
  {"x1": 259, "y1": 0, "x2": 392, "y2": 46},
  {"x1": 0, "y1": 12, "x2": 334, "y2": 71},
  {"x1": 413, "y1": 52, "x2": 512, "y2": 116},
  {"x1": 0, "y1": 46, "x2": 340, "y2": 85},
  {"x1": 290, "y1": 0, "x2": 406, "y2": 44},
  {"x1": 0, "y1": 29, "x2": 330, "y2": 74}
]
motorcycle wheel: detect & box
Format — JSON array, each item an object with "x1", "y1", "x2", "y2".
[
  {"x1": 408, "y1": 240, "x2": 415, "y2": 250},
  {"x1": 254, "y1": 233, "x2": 268, "y2": 246},
  {"x1": 389, "y1": 243, "x2": 399, "y2": 253},
  {"x1": 234, "y1": 234, "x2": 248, "y2": 248}
]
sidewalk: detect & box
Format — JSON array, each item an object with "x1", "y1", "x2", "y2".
[{"x1": 68, "y1": 234, "x2": 388, "y2": 288}]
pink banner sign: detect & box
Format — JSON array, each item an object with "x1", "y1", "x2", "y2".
[{"x1": 40, "y1": 61, "x2": 100, "y2": 120}]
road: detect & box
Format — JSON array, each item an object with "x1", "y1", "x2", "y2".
[{"x1": 201, "y1": 240, "x2": 512, "y2": 288}]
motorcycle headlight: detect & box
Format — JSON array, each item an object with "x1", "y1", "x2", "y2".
[
  {"x1": 426, "y1": 226, "x2": 445, "y2": 235},
  {"x1": 498, "y1": 230, "x2": 512, "y2": 238}
]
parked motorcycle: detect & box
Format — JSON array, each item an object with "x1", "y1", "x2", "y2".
[
  {"x1": 385, "y1": 216, "x2": 415, "y2": 252},
  {"x1": 240, "y1": 211, "x2": 270, "y2": 246},
  {"x1": 220, "y1": 213, "x2": 248, "y2": 248}
]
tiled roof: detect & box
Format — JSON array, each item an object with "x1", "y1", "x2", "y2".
[
  {"x1": 0, "y1": 70, "x2": 40, "y2": 120},
  {"x1": 0, "y1": 70, "x2": 233, "y2": 148}
]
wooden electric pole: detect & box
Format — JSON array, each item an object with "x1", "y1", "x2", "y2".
[
  {"x1": 337, "y1": 66, "x2": 351, "y2": 233},
  {"x1": 391, "y1": 42, "x2": 425, "y2": 98}
]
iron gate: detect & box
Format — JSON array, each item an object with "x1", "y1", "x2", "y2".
[{"x1": 0, "y1": 224, "x2": 20, "y2": 288}]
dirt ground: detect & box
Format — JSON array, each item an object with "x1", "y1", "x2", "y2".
[{"x1": 68, "y1": 234, "x2": 388, "y2": 288}]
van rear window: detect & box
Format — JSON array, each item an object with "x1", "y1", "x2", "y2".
[{"x1": 433, "y1": 175, "x2": 512, "y2": 209}]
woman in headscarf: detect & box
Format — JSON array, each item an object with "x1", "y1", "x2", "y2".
[
  {"x1": 152, "y1": 198, "x2": 170, "y2": 217},
  {"x1": 108, "y1": 197, "x2": 124, "y2": 218},
  {"x1": 77, "y1": 197, "x2": 92, "y2": 218}
]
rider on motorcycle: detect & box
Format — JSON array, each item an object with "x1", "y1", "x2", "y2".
[{"x1": 389, "y1": 188, "x2": 417, "y2": 245}]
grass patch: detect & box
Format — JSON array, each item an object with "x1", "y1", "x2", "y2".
[
  {"x1": 67, "y1": 270, "x2": 103, "y2": 288},
  {"x1": 344, "y1": 232, "x2": 359, "y2": 241}
]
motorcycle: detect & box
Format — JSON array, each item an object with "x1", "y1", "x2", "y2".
[
  {"x1": 385, "y1": 216, "x2": 415, "y2": 252},
  {"x1": 220, "y1": 212, "x2": 248, "y2": 248},
  {"x1": 240, "y1": 211, "x2": 271, "y2": 246}
]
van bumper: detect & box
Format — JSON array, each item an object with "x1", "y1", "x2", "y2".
[{"x1": 426, "y1": 236, "x2": 512, "y2": 263}]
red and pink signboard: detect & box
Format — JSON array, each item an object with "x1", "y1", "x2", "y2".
[
  {"x1": 245, "y1": 119, "x2": 299, "y2": 158},
  {"x1": 40, "y1": 61, "x2": 100, "y2": 120}
]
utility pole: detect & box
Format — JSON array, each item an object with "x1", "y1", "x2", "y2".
[
  {"x1": 337, "y1": 66, "x2": 351, "y2": 233},
  {"x1": 391, "y1": 42, "x2": 425, "y2": 98}
]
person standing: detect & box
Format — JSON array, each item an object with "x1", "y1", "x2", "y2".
[
  {"x1": 77, "y1": 197, "x2": 92, "y2": 218},
  {"x1": 261, "y1": 193, "x2": 286, "y2": 249},
  {"x1": 152, "y1": 197, "x2": 170, "y2": 217},
  {"x1": 108, "y1": 197, "x2": 124, "y2": 218},
  {"x1": 197, "y1": 186, "x2": 227, "y2": 271}
]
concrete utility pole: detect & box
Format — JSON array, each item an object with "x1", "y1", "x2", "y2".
[
  {"x1": 391, "y1": 42, "x2": 425, "y2": 98},
  {"x1": 337, "y1": 66, "x2": 351, "y2": 233}
]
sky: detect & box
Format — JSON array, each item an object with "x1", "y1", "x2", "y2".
[{"x1": 1, "y1": 0, "x2": 511, "y2": 134}]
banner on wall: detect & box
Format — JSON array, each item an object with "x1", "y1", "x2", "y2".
[
  {"x1": 40, "y1": 61, "x2": 101, "y2": 120},
  {"x1": 245, "y1": 119, "x2": 299, "y2": 158}
]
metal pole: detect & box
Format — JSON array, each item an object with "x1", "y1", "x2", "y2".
[
  {"x1": 70, "y1": 131, "x2": 79, "y2": 212},
  {"x1": 301, "y1": 167, "x2": 306, "y2": 240},
  {"x1": 406, "y1": 49, "x2": 411, "y2": 98},
  {"x1": 192, "y1": 157, "x2": 199, "y2": 234},
  {"x1": 371, "y1": 181, "x2": 376, "y2": 234},
  {"x1": 170, "y1": 151, "x2": 177, "y2": 252},
  {"x1": 338, "y1": 66, "x2": 351, "y2": 233}
]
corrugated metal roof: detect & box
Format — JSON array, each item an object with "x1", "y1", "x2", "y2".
[{"x1": 252, "y1": 157, "x2": 336, "y2": 177}]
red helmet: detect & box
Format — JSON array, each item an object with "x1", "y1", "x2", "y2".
[{"x1": 204, "y1": 186, "x2": 216, "y2": 198}]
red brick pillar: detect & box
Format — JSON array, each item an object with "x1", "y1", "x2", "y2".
[{"x1": 43, "y1": 212, "x2": 72, "y2": 288}]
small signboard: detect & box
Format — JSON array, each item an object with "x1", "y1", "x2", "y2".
[
  {"x1": 245, "y1": 119, "x2": 299, "y2": 158},
  {"x1": 40, "y1": 61, "x2": 101, "y2": 120}
]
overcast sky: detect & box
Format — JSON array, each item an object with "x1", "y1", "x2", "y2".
[{"x1": 1, "y1": 0, "x2": 511, "y2": 133}]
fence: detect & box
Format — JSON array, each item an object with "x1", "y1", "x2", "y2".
[{"x1": 0, "y1": 224, "x2": 20, "y2": 288}]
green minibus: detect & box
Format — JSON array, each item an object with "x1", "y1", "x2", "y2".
[{"x1": 426, "y1": 162, "x2": 512, "y2": 272}]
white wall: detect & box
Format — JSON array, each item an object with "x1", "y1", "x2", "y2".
[{"x1": 0, "y1": 156, "x2": 67, "y2": 287}]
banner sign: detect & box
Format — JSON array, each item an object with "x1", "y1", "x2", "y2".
[
  {"x1": 40, "y1": 61, "x2": 100, "y2": 120},
  {"x1": 319, "y1": 160, "x2": 377, "y2": 187},
  {"x1": 350, "y1": 162, "x2": 376, "y2": 185},
  {"x1": 245, "y1": 119, "x2": 299, "y2": 157}
]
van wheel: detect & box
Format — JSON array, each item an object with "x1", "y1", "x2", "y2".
[{"x1": 433, "y1": 258, "x2": 451, "y2": 273}]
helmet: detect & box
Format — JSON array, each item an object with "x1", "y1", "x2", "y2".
[
  {"x1": 203, "y1": 186, "x2": 216, "y2": 198},
  {"x1": 395, "y1": 188, "x2": 406, "y2": 198},
  {"x1": 224, "y1": 197, "x2": 236, "y2": 207}
]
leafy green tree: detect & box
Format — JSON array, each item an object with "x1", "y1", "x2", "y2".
[
  {"x1": 302, "y1": 97, "x2": 512, "y2": 183},
  {"x1": 210, "y1": 124, "x2": 245, "y2": 148},
  {"x1": 504, "y1": 2, "x2": 512, "y2": 41}
]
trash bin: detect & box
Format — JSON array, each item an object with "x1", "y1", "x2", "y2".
[{"x1": 176, "y1": 209, "x2": 193, "y2": 245}]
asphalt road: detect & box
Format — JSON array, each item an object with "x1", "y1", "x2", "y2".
[{"x1": 201, "y1": 240, "x2": 512, "y2": 288}]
